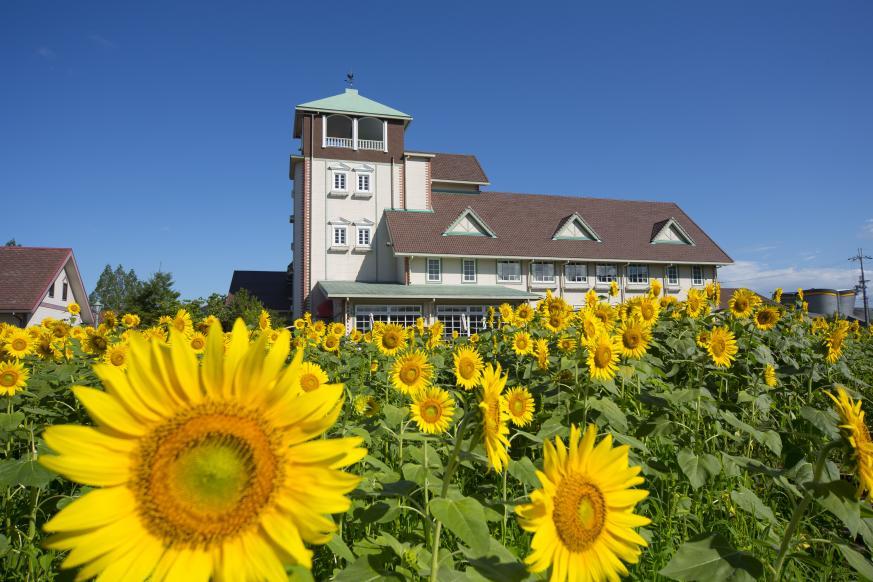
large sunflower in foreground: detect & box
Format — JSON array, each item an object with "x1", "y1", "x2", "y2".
[
  {"x1": 479, "y1": 364, "x2": 510, "y2": 473},
  {"x1": 516, "y1": 424, "x2": 650, "y2": 581},
  {"x1": 391, "y1": 350, "x2": 433, "y2": 395},
  {"x1": 40, "y1": 321, "x2": 365, "y2": 580},
  {"x1": 453, "y1": 345, "x2": 484, "y2": 390},
  {"x1": 827, "y1": 386, "x2": 873, "y2": 501},
  {"x1": 586, "y1": 332, "x2": 621, "y2": 381},
  {"x1": 372, "y1": 323, "x2": 408, "y2": 356},
  {"x1": 707, "y1": 326, "x2": 738, "y2": 368}
]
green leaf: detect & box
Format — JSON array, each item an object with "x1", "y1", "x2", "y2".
[
  {"x1": 721, "y1": 411, "x2": 782, "y2": 455},
  {"x1": 0, "y1": 534, "x2": 9, "y2": 557},
  {"x1": 677, "y1": 449, "x2": 720, "y2": 490},
  {"x1": 837, "y1": 544, "x2": 873, "y2": 580},
  {"x1": 587, "y1": 397, "x2": 628, "y2": 432},
  {"x1": 799, "y1": 406, "x2": 839, "y2": 439},
  {"x1": 461, "y1": 537, "x2": 529, "y2": 581},
  {"x1": 730, "y1": 486, "x2": 777, "y2": 525},
  {"x1": 333, "y1": 555, "x2": 404, "y2": 581},
  {"x1": 508, "y1": 457, "x2": 539, "y2": 488},
  {"x1": 659, "y1": 533, "x2": 764, "y2": 581},
  {"x1": 0, "y1": 412, "x2": 25, "y2": 433},
  {"x1": 0, "y1": 458, "x2": 57, "y2": 489},
  {"x1": 429, "y1": 496, "x2": 490, "y2": 555},
  {"x1": 328, "y1": 534, "x2": 356, "y2": 563}
]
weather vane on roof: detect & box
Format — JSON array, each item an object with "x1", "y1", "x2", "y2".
[{"x1": 346, "y1": 71, "x2": 355, "y2": 88}]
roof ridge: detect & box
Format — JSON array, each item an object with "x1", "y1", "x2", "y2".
[
  {"x1": 0, "y1": 246, "x2": 73, "y2": 251},
  {"x1": 465, "y1": 190, "x2": 681, "y2": 206}
]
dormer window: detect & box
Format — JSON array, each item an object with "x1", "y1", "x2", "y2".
[
  {"x1": 553, "y1": 213, "x2": 601, "y2": 241},
  {"x1": 443, "y1": 207, "x2": 496, "y2": 237},
  {"x1": 651, "y1": 217, "x2": 695, "y2": 245}
]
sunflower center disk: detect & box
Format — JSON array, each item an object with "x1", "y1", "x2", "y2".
[
  {"x1": 111, "y1": 353, "x2": 126, "y2": 366},
  {"x1": 300, "y1": 373, "x2": 320, "y2": 392},
  {"x1": 710, "y1": 338, "x2": 725, "y2": 356},
  {"x1": 383, "y1": 333, "x2": 399, "y2": 349},
  {"x1": 512, "y1": 399, "x2": 525, "y2": 414},
  {"x1": 133, "y1": 405, "x2": 281, "y2": 548},
  {"x1": 552, "y1": 475, "x2": 607, "y2": 552},
  {"x1": 594, "y1": 346, "x2": 612, "y2": 368},
  {"x1": 12, "y1": 339, "x2": 26, "y2": 351},
  {"x1": 423, "y1": 404, "x2": 441, "y2": 422},
  {"x1": 1, "y1": 372, "x2": 17, "y2": 387},
  {"x1": 402, "y1": 366, "x2": 420, "y2": 384},
  {"x1": 459, "y1": 360, "x2": 475, "y2": 379},
  {"x1": 624, "y1": 331, "x2": 640, "y2": 349}
]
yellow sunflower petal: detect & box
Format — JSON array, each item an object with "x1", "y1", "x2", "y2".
[
  {"x1": 261, "y1": 509, "x2": 314, "y2": 569},
  {"x1": 71, "y1": 386, "x2": 147, "y2": 437},
  {"x1": 44, "y1": 486, "x2": 135, "y2": 532}
]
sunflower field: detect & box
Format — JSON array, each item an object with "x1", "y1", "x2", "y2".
[{"x1": 1, "y1": 286, "x2": 873, "y2": 581}]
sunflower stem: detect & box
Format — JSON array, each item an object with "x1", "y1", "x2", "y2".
[
  {"x1": 774, "y1": 439, "x2": 841, "y2": 580},
  {"x1": 430, "y1": 412, "x2": 470, "y2": 582}
]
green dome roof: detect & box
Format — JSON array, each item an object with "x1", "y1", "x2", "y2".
[{"x1": 296, "y1": 89, "x2": 411, "y2": 120}]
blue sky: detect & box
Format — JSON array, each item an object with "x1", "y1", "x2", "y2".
[{"x1": 2, "y1": 1, "x2": 872, "y2": 301}]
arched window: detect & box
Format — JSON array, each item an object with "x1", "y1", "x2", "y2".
[
  {"x1": 325, "y1": 115, "x2": 353, "y2": 147},
  {"x1": 358, "y1": 117, "x2": 383, "y2": 145}
]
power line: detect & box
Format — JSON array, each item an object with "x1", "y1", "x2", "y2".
[{"x1": 849, "y1": 248, "x2": 871, "y2": 326}]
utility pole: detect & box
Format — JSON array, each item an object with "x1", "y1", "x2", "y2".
[{"x1": 850, "y1": 248, "x2": 871, "y2": 326}]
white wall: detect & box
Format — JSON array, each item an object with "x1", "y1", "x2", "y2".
[
  {"x1": 28, "y1": 264, "x2": 88, "y2": 326},
  {"x1": 404, "y1": 158, "x2": 429, "y2": 211}
]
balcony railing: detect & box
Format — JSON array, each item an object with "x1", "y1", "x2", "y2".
[
  {"x1": 325, "y1": 136, "x2": 353, "y2": 148},
  {"x1": 358, "y1": 139, "x2": 384, "y2": 151}
]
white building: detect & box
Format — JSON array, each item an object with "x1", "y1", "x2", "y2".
[
  {"x1": 0, "y1": 247, "x2": 94, "y2": 326},
  {"x1": 290, "y1": 89, "x2": 732, "y2": 333}
]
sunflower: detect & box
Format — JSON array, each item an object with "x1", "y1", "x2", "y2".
[
  {"x1": 354, "y1": 394, "x2": 381, "y2": 417},
  {"x1": 512, "y1": 331, "x2": 534, "y2": 356},
  {"x1": 585, "y1": 289, "x2": 599, "y2": 307},
  {"x1": 578, "y1": 310, "x2": 603, "y2": 342},
  {"x1": 586, "y1": 332, "x2": 621, "y2": 381},
  {"x1": 121, "y1": 313, "x2": 140, "y2": 328},
  {"x1": 753, "y1": 307, "x2": 780, "y2": 331},
  {"x1": 103, "y1": 344, "x2": 129, "y2": 369},
  {"x1": 557, "y1": 336, "x2": 577, "y2": 353},
  {"x1": 695, "y1": 329, "x2": 711, "y2": 348},
  {"x1": 39, "y1": 322, "x2": 365, "y2": 579},
  {"x1": 298, "y1": 361, "x2": 332, "y2": 393},
  {"x1": 257, "y1": 310, "x2": 271, "y2": 331},
  {"x1": 764, "y1": 364, "x2": 777, "y2": 388},
  {"x1": 410, "y1": 387, "x2": 456, "y2": 434},
  {"x1": 82, "y1": 328, "x2": 110, "y2": 356},
  {"x1": 634, "y1": 297, "x2": 660, "y2": 327},
  {"x1": 707, "y1": 326, "x2": 738, "y2": 368},
  {"x1": 322, "y1": 333, "x2": 341, "y2": 353},
  {"x1": 372, "y1": 323, "x2": 408, "y2": 356},
  {"x1": 543, "y1": 311, "x2": 569, "y2": 334},
  {"x1": 660, "y1": 295, "x2": 678, "y2": 309},
  {"x1": 453, "y1": 345, "x2": 484, "y2": 390},
  {"x1": 166, "y1": 309, "x2": 192, "y2": 337},
  {"x1": 189, "y1": 332, "x2": 207, "y2": 353},
  {"x1": 515, "y1": 303, "x2": 535, "y2": 326},
  {"x1": 515, "y1": 424, "x2": 650, "y2": 581},
  {"x1": 0, "y1": 360, "x2": 29, "y2": 396},
  {"x1": 293, "y1": 318, "x2": 306, "y2": 330},
  {"x1": 593, "y1": 303, "x2": 616, "y2": 331},
  {"x1": 504, "y1": 386, "x2": 535, "y2": 427},
  {"x1": 391, "y1": 350, "x2": 433, "y2": 395},
  {"x1": 535, "y1": 338, "x2": 550, "y2": 370},
  {"x1": 479, "y1": 364, "x2": 510, "y2": 473},
  {"x1": 609, "y1": 281, "x2": 619, "y2": 297},
  {"x1": 811, "y1": 317, "x2": 829, "y2": 335},
  {"x1": 498, "y1": 304, "x2": 516, "y2": 326},
  {"x1": 649, "y1": 279, "x2": 662, "y2": 297},
  {"x1": 797, "y1": 288, "x2": 804, "y2": 301},
  {"x1": 772, "y1": 288, "x2": 783, "y2": 303},
  {"x1": 684, "y1": 289, "x2": 705, "y2": 318},
  {"x1": 826, "y1": 327, "x2": 848, "y2": 364},
  {"x1": 4, "y1": 328, "x2": 35, "y2": 359},
  {"x1": 827, "y1": 386, "x2": 873, "y2": 501},
  {"x1": 617, "y1": 318, "x2": 652, "y2": 360},
  {"x1": 728, "y1": 288, "x2": 759, "y2": 319},
  {"x1": 349, "y1": 329, "x2": 363, "y2": 343},
  {"x1": 68, "y1": 302, "x2": 81, "y2": 316}
]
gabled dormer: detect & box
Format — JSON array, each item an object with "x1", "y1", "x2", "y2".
[
  {"x1": 294, "y1": 88, "x2": 412, "y2": 163},
  {"x1": 552, "y1": 213, "x2": 601, "y2": 241},
  {"x1": 651, "y1": 217, "x2": 695, "y2": 245},
  {"x1": 443, "y1": 207, "x2": 496, "y2": 237}
]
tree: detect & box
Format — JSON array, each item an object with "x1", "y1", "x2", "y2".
[
  {"x1": 127, "y1": 271, "x2": 182, "y2": 326},
  {"x1": 4, "y1": 239, "x2": 21, "y2": 246},
  {"x1": 89, "y1": 265, "x2": 142, "y2": 313},
  {"x1": 191, "y1": 290, "x2": 282, "y2": 330}
]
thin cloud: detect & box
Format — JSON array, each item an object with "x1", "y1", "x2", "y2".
[
  {"x1": 861, "y1": 218, "x2": 873, "y2": 239},
  {"x1": 718, "y1": 260, "x2": 858, "y2": 295},
  {"x1": 35, "y1": 46, "x2": 56, "y2": 60},
  {"x1": 88, "y1": 34, "x2": 117, "y2": 49}
]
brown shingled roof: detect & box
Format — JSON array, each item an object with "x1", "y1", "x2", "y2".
[
  {"x1": 384, "y1": 191, "x2": 733, "y2": 264},
  {"x1": 0, "y1": 247, "x2": 72, "y2": 311},
  {"x1": 429, "y1": 153, "x2": 489, "y2": 184}
]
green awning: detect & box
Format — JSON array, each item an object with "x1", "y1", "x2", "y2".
[{"x1": 317, "y1": 281, "x2": 539, "y2": 301}]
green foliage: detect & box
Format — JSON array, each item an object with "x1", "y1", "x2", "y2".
[
  {"x1": 126, "y1": 271, "x2": 181, "y2": 326},
  {"x1": 187, "y1": 289, "x2": 284, "y2": 329},
  {"x1": 88, "y1": 264, "x2": 142, "y2": 312}
]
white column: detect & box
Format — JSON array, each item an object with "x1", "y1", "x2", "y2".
[
  {"x1": 321, "y1": 115, "x2": 326, "y2": 148},
  {"x1": 383, "y1": 120, "x2": 388, "y2": 152},
  {"x1": 353, "y1": 118, "x2": 358, "y2": 150}
]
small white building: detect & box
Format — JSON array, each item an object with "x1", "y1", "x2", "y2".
[
  {"x1": 0, "y1": 247, "x2": 94, "y2": 327},
  {"x1": 289, "y1": 89, "x2": 733, "y2": 333}
]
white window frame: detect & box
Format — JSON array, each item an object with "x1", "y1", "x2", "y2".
[
  {"x1": 462, "y1": 258, "x2": 477, "y2": 283},
  {"x1": 331, "y1": 225, "x2": 348, "y2": 248},
  {"x1": 692, "y1": 266, "x2": 705, "y2": 286},
  {"x1": 627, "y1": 264, "x2": 649, "y2": 285},
  {"x1": 436, "y1": 305, "x2": 489, "y2": 338},
  {"x1": 497, "y1": 260, "x2": 522, "y2": 283},
  {"x1": 666, "y1": 265, "x2": 679, "y2": 286},
  {"x1": 332, "y1": 171, "x2": 348, "y2": 192},
  {"x1": 356, "y1": 226, "x2": 372, "y2": 248},
  {"x1": 531, "y1": 262, "x2": 556, "y2": 286},
  {"x1": 565, "y1": 262, "x2": 588, "y2": 285},
  {"x1": 356, "y1": 172, "x2": 372, "y2": 193},
  {"x1": 596, "y1": 263, "x2": 618, "y2": 284},
  {"x1": 354, "y1": 305, "x2": 422, "y2": 332},
  {"x1": 427, "y1": 258, "x2": 442, "y2": 283}
]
